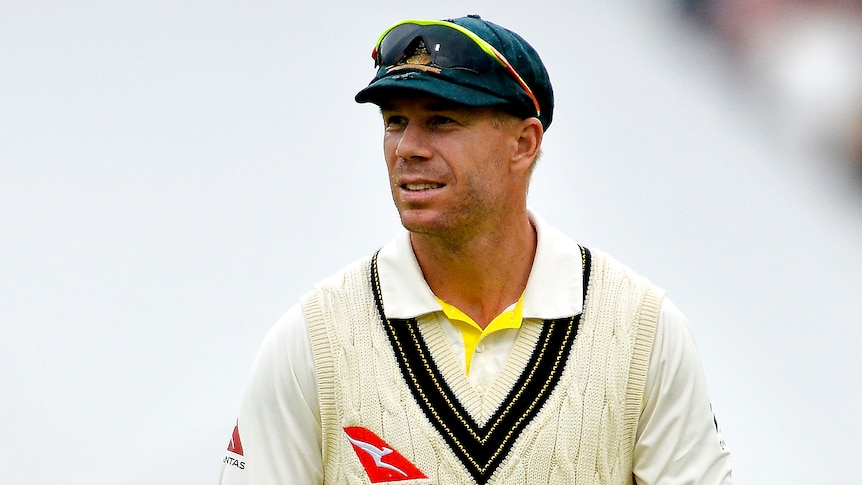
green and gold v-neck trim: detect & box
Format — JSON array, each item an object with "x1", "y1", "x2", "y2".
[{"x1": 369, "y1": 246, "x2": 591, "y2": 483}]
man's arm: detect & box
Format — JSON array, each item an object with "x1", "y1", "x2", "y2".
[
  {"x1": 633, "y1": 297, "x2": 732, "y2": 484},
  {"x1": 219, "y1": 305, "x2": 323, "y2": 484}
]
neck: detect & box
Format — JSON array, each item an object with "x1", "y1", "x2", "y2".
[{"x1": 410, "y1": 214, "x2": 537, "y2": 329}]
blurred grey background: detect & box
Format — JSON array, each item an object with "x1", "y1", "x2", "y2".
[{"x1": 2, "y1": 1, "x2": 861, "y2": 483}]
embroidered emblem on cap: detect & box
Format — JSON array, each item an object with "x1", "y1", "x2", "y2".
[{"x1": 386, "y1": 39, "x2": 442, "y2": 74}]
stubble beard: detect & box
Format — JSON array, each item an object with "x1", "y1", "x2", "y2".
[{"x1": 395, "y1": 182, "x2": 504, "y2": 250}]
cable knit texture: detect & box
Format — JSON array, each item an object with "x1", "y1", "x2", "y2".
[{"x1": 303, "y1": 249, "x2": 663, "y2": 484}]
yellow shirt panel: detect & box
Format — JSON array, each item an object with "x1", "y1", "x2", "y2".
[{"x1": 436, "y1": 294, "x2": 525, "y2": 374}]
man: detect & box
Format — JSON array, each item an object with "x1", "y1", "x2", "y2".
[{"x1": 220, "y1": 15, "x2": 732, "y2": 484}]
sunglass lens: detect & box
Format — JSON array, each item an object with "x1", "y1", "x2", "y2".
[{"x1": 378, "y1": 24, "x2": 423, "y2": 66}]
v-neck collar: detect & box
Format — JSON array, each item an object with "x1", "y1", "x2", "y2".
[{"x1": 369, "y1": 244, "x2": 591, "y2": 483}]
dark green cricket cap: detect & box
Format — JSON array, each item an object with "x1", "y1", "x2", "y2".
[{"x1": 355, "y1": 15, "x2": 554, "y2": 131}]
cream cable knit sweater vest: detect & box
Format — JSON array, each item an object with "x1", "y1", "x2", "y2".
[{"x1": 302, "y1": 248, "x2": 663, "y2": 484}]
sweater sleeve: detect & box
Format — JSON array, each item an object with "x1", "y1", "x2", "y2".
[
  {"x1": 219, "y1": 304, "x2": 323, "y2": 484},
  {"x1": 632, "y1": 297, "x2": 732, "y2": 484}
]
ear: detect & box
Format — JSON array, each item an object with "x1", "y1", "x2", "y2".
[{"x1": 510, "y1": 117, "x2": 543, "y2": 174}]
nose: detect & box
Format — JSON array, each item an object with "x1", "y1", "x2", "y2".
[{"x1": 394, "y1": 122, "x2": 432, "y2": 160}]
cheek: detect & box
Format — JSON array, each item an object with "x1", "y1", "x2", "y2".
[
  {"x1": 382, "y1": 135, "x2": 397, "y2": 171},
  {"x1": 383, "y1": 130, "x2": 400, "y2": 151},
  {"x1": 383, "y1": 133, "x2": 400, "y2": 162}
]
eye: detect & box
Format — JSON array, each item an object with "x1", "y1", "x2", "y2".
[
  {"x1": 384, "y1": 115, "x2": 407, "y2": 130},
  {"x1": 429, "y1": 115, "x2": 457, "y2": 129}
]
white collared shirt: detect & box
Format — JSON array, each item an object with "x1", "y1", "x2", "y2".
[{"x1": 220, "y1": 215, "x2": 733, "y2": 484}]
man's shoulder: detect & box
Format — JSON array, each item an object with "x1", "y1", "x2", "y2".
[
  {"x1": 302, "y1": 255, "x2": 376, "y2": 301},
  {"x1": 587, "y1": 248, "x2": 657, "y2": 287},
  {"x1": 308, "y1": 233, "x2": 408, "y2": 294}
]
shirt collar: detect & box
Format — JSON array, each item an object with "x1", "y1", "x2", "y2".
[{"x1": 376, "y1": 212, "x2": 584, "y2": 320}]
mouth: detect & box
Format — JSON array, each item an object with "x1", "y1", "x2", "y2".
[{"x1": 402, "y1": 183, "x2": 445, "y2": 191}]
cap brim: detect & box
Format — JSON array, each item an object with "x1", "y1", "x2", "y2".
[{"x1": 355, "y1": 70, "x2": 510, "y2": 108}]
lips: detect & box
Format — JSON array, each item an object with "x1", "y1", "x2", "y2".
[{"x1": 403, "y1": 183, "x2": 444, "y2": 191}]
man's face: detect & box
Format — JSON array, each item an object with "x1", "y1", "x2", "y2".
[{"x1": 380, "y1": 94, "x2": 525, "y2": 241}]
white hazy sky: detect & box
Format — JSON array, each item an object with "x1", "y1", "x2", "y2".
[{"x1": 2, "y1": 1, "x2": 861, "y2": 483}]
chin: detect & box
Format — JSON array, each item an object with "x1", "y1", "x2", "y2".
[{"x1": 398, "y1": 210, "x2": 446, "y2": 235}]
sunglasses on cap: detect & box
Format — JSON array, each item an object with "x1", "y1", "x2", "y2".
[{"x1": 371, "y1": 19, "x2": 541, "y2": 117}]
